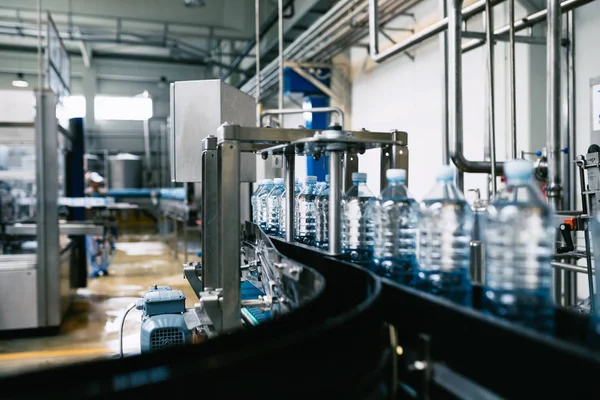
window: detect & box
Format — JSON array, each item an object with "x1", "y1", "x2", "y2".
[
  {"x1": 94, "y1": 96, "x2": 153, "y2": 121},
  {"x1": 61, "y1": 95, "x2": 86, "y2": 119}
]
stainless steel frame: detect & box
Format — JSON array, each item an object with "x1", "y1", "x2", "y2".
[
  {"x1": 187, "y1": 121, "x2": 408, "y2": 334},
  {"x1": 261, "y1": 107, "x2": 345, "y2": 128}
]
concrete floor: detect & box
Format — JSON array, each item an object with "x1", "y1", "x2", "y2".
[{"x1": 0, "y1": 234, "x2": 198, "y2": 377}]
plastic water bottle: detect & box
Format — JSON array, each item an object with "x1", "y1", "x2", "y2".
[
  {"x1": 371, "y1": 169, "x2": 418, "y2": 284},
  {"x1": 482, "y1": 159, "x2": 554, "y2": 333},
  {"x1": 279, "y1": 178, "x2": 301, "y2": 238},
  {"x1": 266, "y1": 178, "x2": 285, "y2": 236},
  {"x1": 417, "y1": 166, "x2": 473, "y2": 305},
  {"x1": 251, "y1": 180, "x2": 265, "y2": 224},
  {"x1": 296, "y1": 176, "x2": 318, "y2": 245},
  {"x1": 257, "y1": 178, "x2": 273, "y2": 231},
  {"x1": 342, "y1": 172, "x2": 375, "y2": 265},
  {"x1": 315, "y1": 175, "x2": 330, "y2": 249}
]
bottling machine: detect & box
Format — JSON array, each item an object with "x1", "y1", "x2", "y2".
[{"x1": 3, "y1": 80, "x2": 600, "y2": 399}]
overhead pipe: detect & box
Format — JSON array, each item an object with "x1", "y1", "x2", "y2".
[
  {"x1": 221, "y1": 0, "x2": 294, "y2": 81},
  {"x1": 462, "y1": 0, "x2": 591, "y2": 52}
]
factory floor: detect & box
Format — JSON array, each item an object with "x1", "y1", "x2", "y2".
[{"x1": 0, "y1": 233, "x2": 199, "y2": 377}]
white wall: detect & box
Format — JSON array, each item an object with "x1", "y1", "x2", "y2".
[{"x1": 350, "y1": 0, "x2": 543, "y2": 199}]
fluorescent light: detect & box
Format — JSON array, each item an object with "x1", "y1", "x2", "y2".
[{"x1": 12, "y1": 73, "x2": 28, "y2": 88}]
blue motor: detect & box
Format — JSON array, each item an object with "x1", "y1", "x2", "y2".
[{"x1": 136, "y1": 285, "x2": 192, "y2": 353}]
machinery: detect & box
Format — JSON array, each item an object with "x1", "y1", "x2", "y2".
[{"x1": 135, "y1": 286, "x2": 196, "y2": 353}]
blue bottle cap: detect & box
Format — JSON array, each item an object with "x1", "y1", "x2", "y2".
[
  {"x1": 386, "y1": 169, "x2": 406, "y2": 182},
  {"x1": 352, "y1": 172, "x2": 367, "y2": 182},
  {"x1": 504, "y1": 159, "x2": 533, "y2": 181},
  {"x1": 436, "y1": 165, "x2": 454, "y2": 182}
]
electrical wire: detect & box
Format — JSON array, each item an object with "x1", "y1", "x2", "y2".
[{"x1": 119, "y1": 302, "x2": 136, "y2": 358}]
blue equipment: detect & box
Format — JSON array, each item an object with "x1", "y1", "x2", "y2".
[{"x1": 136, "y1": 286, "x2": 193, "y2": 353}]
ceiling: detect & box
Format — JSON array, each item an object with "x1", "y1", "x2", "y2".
[{"x1": 0, "y1": 0, "x2": 337, "y2": 82}]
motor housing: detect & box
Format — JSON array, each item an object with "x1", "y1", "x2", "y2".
[{"x1": 137, "y1": 285, "x2": 192, "y2": 353}]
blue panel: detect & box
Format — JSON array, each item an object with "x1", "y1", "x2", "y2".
[
  {"x1": 283, "y1": 67, "x2": 331, "y2": 95},
  {"x1": 304, "y1": 96, "x2": 330, "y2": 181}
]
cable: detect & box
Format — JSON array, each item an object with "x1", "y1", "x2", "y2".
[{"x1": 119, "y1": 302, "x2": 136, "y2": 358}]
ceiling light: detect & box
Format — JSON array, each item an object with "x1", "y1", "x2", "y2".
[{"x1": 12, "y1": 73, "x2": 28, "y2": 88}]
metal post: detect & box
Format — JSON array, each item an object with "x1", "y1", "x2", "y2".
[
  {"x1": 143, "y1": 118, "x2": 152, "y2": 186},
  {"x1": 202, "y1": 136, "x2": 219, "y2": 291},
  {"x1": 509, "y1": 0, "x2": 517, "y2": 159},
  {"x1": 440, "y1": 0, "x2": 450, "y2": 166},
  {"x1": 183, "y1": 224, "x2": 188, "y2": 264},
  {"x1": 329, "y1": 151, "x2": 342, "y2": 255},
  {"x1": 448, "y1": 0, "x2": 465, "y2": 191},
  {"x1": 35, "y1": 91, "x2": 60, "y2": 326},
  {"x1": 278, "y1": 0, "x2": 284, "y2": 123},
  {"x1": 547, "y1": 0, "x2": 563, "y2": 211},
  {"x1": 485, "y1": 0, "x2": 497, "y2": 198},
  {"x1": 173, "y1": 217, "x2": 178, "y2": 259},
  {"x1": 255, "y1": 0, "x2": 261, "y2": 125},
  {"x1": 567, "y1": 11, "x2": 576, "y2": 212},
  {"x1": 219, "y1": 141, "x2": 242, "y2": 331},
  {"x1": 285, "y1": 152, "x2": 295, "y2": 241}
]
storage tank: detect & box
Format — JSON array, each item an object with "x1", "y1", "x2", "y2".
[{"x1": 108, "y1": 153, "x2": 142, "y2": 189}]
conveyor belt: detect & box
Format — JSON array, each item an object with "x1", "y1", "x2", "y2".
[
  {"x1": 240, "y1": 280, "x2": 271, "y2": 325},
  {"x1": 108, "y1": 188, "x2": 154, "y2": 198}
]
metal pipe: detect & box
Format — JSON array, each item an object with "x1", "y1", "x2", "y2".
[
  {"x1": 551, "y1": 261, "x2": 590, "y2": 274},
  {"x1": 462, "y1": 0, "x2": 590, "y2": 52},
  {"x1": 546, "y1": 0, "x2": 563, "y2": 211},
  {"x1": 328, "y1": 151, "x2": 342, "y2": 254},
  {"x1": 277, "y1": 0, "x2": 284, "y2": 123},
  {"x1": 284, "y1": 153, "x2": 295, "y2": 242},
  {"x1": 143, "y1": 118, "x2": 151, "y2": 183},
  {"x1": 509, "y1": 0, "x2": 517, "y2": 159},
  {"x1": 447, "y1": 0, "x2": 504, "y2": 179},
  {"x1": 255, "y1": 0, "x2": 261, "y2": 109},
  {"x1": 485, "y1": 0, "x2": 497, "y2": 197},
  {"x1": 440, "y1": 0, "x2": 450, "y2": 165},
  {"x1": 261, "y1": 107, "x2": 344, "y2": 128},
  {"x1": 567, "y1": 11, "x2": 577, "y2": 213},
  {"x1": 37, "y1": 0, "x2": 42, "y2": 92}
]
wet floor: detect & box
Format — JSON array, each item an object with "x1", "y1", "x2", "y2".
[{"x1": 0, "y1": 233, "x2": 199, "y2": 377}]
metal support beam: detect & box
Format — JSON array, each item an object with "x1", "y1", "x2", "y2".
[
  {"x1": 261, "y1": 107, "x2": 345, "y2": 128},
  {"x1": 284, "y1": 152, "x2": 295, "y2": 242},
  {"x1": 461, "y1": 30, "x2": 546, "y2": 44},
  {"x1": 218, "y1": 141, "x2": 242, "y2": 332},
  {"x1": 202, "y1": 136, "x2": 219, "y2": 291},
  {"x1": 328, "y1": 151, "x2": 342, "y2": 255}
]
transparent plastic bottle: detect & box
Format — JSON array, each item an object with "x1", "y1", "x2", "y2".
[
  {"x1": 482, "y1": 159, "x2": 554, "y2": 333},
  {"x1": 315, "y1": 175, "x2": 330, "y2": 249},
  {"x1": 279, "y1": 178, "x2": 301, "y2": 238},
  {"x1": 266, "y1": 178, "x2": 285, "y2": 236},
  {"x1": 371, "y1": 169, "x2": 418, "y2": 284},
  {"x1": 417, "y1": 166, "x2": 473, "y2": 305},
  {"x1": 257, "y1": 178, "x2": 273, "y2": 231},
  {"x1": 251, "y1": 180, "x2": 265, "y2": 224},
  {"x1": 296, "y1": 176, "x2": 318, "y2": 245},
  {"x1": 342, "y1": 172, "x2": 375, "y2": 265}
]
